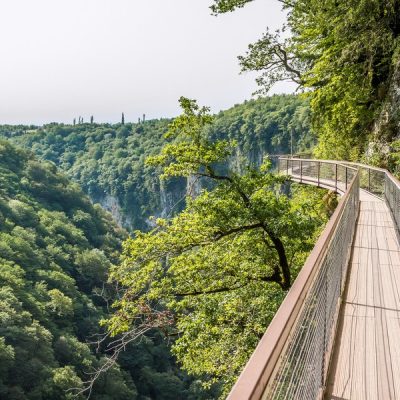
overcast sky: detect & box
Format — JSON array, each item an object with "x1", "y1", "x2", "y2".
[{"x1": 0, "y1": 0, "x2": 293, "y2": 125}]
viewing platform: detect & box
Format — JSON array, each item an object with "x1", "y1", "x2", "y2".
[{"x1": 228, "y1": 158, "x2": 400, "y2": 400}]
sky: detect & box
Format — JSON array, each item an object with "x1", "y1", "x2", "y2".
[{"x1": 0, "y1": 0, "x2": 294, "y2": 125}]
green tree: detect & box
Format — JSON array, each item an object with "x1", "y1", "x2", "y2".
[
  {"x1": 75, "y1": 249, "x2": 111, "y2": 288},
  {"x1": 47, "y1": 289, "x2": 74, "y2": 317},
  {"x1": 212, "y1": 0, "x2": 400, "y2": 160},
  {"x1": 104, "y1": 98, "x2": 326, "y2": 395},
  {"x1": 52, "y1": 366, "x2": 84, "y2": 400}
]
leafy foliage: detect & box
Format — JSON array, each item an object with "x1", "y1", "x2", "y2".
[
  {"x1": 213, "y1": 0, "x2": 400, "y2": 159},
  {"x1": 105, "y1": 98, "x2": 329, "y2": 397},
  {"x1": 0, "y1": 140, "x2": 213, "y2": 399},
  {"x1": 210, "y1": 0, "x2": 254, "y2": 14}
]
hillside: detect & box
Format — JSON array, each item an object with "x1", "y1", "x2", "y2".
[
  {"x1": 0, "y1": 94, "x2": 313, "y2": 230},
  {"x1": 0, "y1": 140, "x2": 213, "y2": 400}
]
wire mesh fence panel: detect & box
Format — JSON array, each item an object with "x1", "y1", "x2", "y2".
[
  {"x1": 369, "y1": 169, "x2": 385, "y2": 197},
  {"x1": 319, "y1": 163, "x2": 335, "y2": 182},
  {"x1": 346, "y1": 167, "x2": 357, "y2": 183},
  {"x1": 356, "y1": 167, "x2": 385, "y2": 197},
  {"x1": 291, "y1": 159, "x2": 302, "y2": 178},
  {"x1": 300, "y1": 160, "x2": 318, "y2": 181},
  {"x1": 280, "y1": 159, "x2": 356, "y2": 194},
  {"x1": 385, "y1": 175, "x2": 400, "y2": 232},
  {"x1": 358, "y1": 167, "x2": 370, "y2": 192},
  {"x1": 263, "y1": 175, "x2": 359, "y2": 400}
]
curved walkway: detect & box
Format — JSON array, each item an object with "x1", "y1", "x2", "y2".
[
  {"x1": 326, "y1": 191, "x2": 400, "y2": 400},
  {"x1": 287, "y1": 160, "x2": 400, "y2": 399}
]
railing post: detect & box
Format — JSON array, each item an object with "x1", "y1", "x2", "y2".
[
  {"x1": 300, "y1": 160, "x2": 303, "y2": 183},
  {"x1": 317, "y1": 162, "x2": 320, "y2": 187},
  {"x1": 335, "y1": 163, "x2": 338, "y2": 192},
  {"x1": 287, "y1": 159, "x2": 289, "y2": 175},
  {"x1": 345, "y1": 167, "x2": 348, "y2": 190},
  {"x1": 368, "y1": 168, "x2": 371, "y2": 192}
]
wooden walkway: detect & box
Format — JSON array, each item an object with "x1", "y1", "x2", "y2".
[{"x1": 325, "y1": 190, "x2": 400, "y2": 400}]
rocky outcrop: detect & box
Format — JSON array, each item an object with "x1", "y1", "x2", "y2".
[
  {"x1": 98, "y1": 194, "x2": 133, "y2": 229},
  {"x1": 366, "y1": 55, "x2": 400, "y2": 165},
  {"x1": 97, "y1": 148, "x2": 273, "y2": 230},
  {"x1": 372, "y1": 57, "x2": 400, "y2": 144}
]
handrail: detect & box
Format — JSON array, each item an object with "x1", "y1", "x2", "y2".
[
  {"x1": 228, "y1": 159, "x2": 360, "y2": 400},
  {"x1": 277, "y1": 158, "x2": 358, "y2": 194},
  {"x1": 280, "y1": 157, "x2": 400, "y2": 232},
  {"x1": 340, "y1": 160, "x2": 400, "y2": 230}
]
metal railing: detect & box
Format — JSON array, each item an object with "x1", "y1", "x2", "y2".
[
  {"x1": 278, "y1": 158, "x2": 358, "y2": 194},
  {"x1": 228, "y1": 159, "x2": 359, "y2": 400},
  {"x1": 342, "y1": 161, "x2": 400, "y2": 232},
  {"x1": 228, "y1": 157, "x2": 400, "y2": 400},
  {"x1": 263, "y1": 174, "x2": 359, "y2": 400},
  {"x1": 385, "y1": 171, "x2": 400, "y2": 233},
  {"x1": 279, "y1": 157, "x2": 400, "y2": 233}
]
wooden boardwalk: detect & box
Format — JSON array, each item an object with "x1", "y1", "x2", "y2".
[{"x1": 325, "y1": 191, "x2": 400, "y2": 400}]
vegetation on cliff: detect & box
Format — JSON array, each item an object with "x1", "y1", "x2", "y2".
[
  {"x1": 0, "y1": 140, "x2": 216, "y2": 400},
  {"x1": 211, "y1": 0, "x2": 400, "y2": 162},
  {"x1": 0, "y1": 94, "x2": 313, "y2": 230}
]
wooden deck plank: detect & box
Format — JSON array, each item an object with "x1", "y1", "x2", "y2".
[{"x1": 326, "y1": 191, "x2": 400, "y2": 400}]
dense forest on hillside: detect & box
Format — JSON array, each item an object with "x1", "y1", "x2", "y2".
[
  {"x1": 2, "y1": 0, "x2": 400, "y2": 397},
  {"x1": 0, "y1": 140, "x2": 218, "y2": 400},
  {"x1": 0, "y1": 95, "x2": 313, "y2": 230}
]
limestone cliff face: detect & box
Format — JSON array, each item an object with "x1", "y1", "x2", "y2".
[
  {"x1": 158, "y1": 179, "x2": 187, "y2": 219},
  {"x1": 371, "y1": 57, "x2": 400, "y2": 152},
  {"x1": 96, "y1": 148, "x2": 270, "y2": 230},
  {"x1": 98, "y1": 194, "x2": 133, "y2": 230},
  {"x1": 362, "y1": 55, "x2": 400, "y2": 166}
]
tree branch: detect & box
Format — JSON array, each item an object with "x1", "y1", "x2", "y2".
[
  {"x1": 175, "y1": 272, "x2": 284, "y2": 297},
  {"x1": 213, "y1": 222, "x2": 264, "y2": 240},
  {"x1": 273, "y1": 45, "x2": 302, "y2": 80}
]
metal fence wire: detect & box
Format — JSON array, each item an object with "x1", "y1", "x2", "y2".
[
  {"x1": 263, "y1": 161, "x2": 359, "y2": 400},
  {"x1": 341, "y1": 161, "x2": 399, "y2": 233},
  {"x1": 278, "y1": 158, "x2": 358, "y2": 194},
  {"x1": 385, "y1": 173, "x2": 400, "y2": 233}
]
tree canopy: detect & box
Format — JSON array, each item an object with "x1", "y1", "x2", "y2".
[
  {"x1": 211, "y1": 0, "x2": 400, "y2": 161},
  {"x1": 0, "y1": 139, "x2": 218, "y2": 400},
  {"x1": 104, "y1": 98, "x2": 330, "y2": 397}
]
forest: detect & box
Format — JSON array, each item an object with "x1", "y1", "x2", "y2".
[
  {"x1": 0, "y1": 139, "x2": 219, "y2": 400},
  {"x1": 0, "y1": 95, "x2": 323, "y2": 399},
  {"x1": 0, "y1": 94, "x2": 313, "y2": 231}
]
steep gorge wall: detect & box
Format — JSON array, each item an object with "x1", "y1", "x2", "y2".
[{"x1": 111, "y1": 147, "x2": 276, "y2": 229}]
